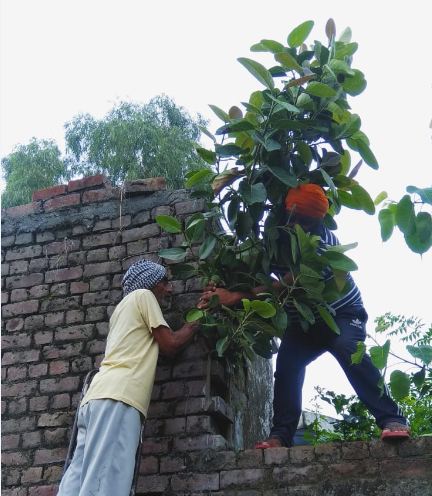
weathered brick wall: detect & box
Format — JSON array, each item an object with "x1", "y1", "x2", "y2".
[{"x1": 2, "y1": 175, "x2": 431, "y2": 496}]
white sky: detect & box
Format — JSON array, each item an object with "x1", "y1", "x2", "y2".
[{"x1": 1, "y1": 0, "x2": 431, "y2": 415}]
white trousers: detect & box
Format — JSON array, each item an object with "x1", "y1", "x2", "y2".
[{"x1": 57, "y1": 399, "x2": 141, "y2": 496}]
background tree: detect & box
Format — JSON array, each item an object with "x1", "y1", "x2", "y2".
[
  {"x1": 1, "y1": 138, "x2": 68, "y2": 208},
  {"x1": 64, "y1": 95, "x2": 208, "y2": 188}
]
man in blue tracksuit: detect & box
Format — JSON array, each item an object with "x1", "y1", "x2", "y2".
[{"x1": 198, "y1": 183, "x2": 409, "y2": 448}]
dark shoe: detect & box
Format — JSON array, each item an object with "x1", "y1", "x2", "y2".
[{"x1": 381, "y1": 422, "x2": 410, "y2": 440}]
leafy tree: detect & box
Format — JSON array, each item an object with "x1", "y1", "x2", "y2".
[
  {"x1": 1, "y1": 138, "x2": 68, "y2": 208},
  {"x1": 156, "y1": 20, "x2": 379, "y2": 364},
  {"x1": 64, "y1": 96, "x2": 208, "y2": 188}
]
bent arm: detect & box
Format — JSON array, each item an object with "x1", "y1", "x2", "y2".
[{"x1": 152, "y1": 322, "x2": 198, "y2": 357}]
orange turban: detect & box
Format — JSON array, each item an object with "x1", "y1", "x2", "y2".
[{"x1": 285, "y1": 184, "x2": 329, "y2": 218}]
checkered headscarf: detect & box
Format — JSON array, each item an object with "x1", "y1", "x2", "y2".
[{"x1": 122, "y1": 259, "x2": 167, "y2": 296}]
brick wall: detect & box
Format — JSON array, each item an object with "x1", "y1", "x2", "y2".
[{"x1": 2, "y1": 175, "x2": 431, "y2": 496}]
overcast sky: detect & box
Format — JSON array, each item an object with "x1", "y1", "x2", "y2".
[{"x1": 1, "y1": 0, "x2": 431, "y2": 414}]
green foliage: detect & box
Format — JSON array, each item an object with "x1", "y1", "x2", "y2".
[
  {"x1": 378, "y1": 186, "x2": 432, "y2": 254},
  {"x1": 64, "y1": 96, "x2": 208, "y2": 188},
  {"x1": 157, "y1": 20, "x2": 377, "y2": 364},
  {"x1": 1, "y1": 138, "x2": 69, "y2": 208},
  {"x1": 304, "y1": 388, "x2": 380, "y2": 444}
]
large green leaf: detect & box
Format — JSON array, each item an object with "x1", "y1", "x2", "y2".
[
  {"x1": 406, "y1": 185, "x2": 432, "y2": 205},
  {"x1": 288, "y1": 20, "x2": 314, "y2": 48},
  {"x1": 351, "y1": 341, "x2": 366, "y2": 364},
  {"x1": 196, "y1": 147, "x2": 217, "y2": 164},
  {"x1": 272, "y1": 308, "x2": 288, "y2": 333},
  {"x1": 159, "y1": 247, "x2": 187, "y2": 261},
  {"x1": 322, "y1": 251, "x2": 358, "y2": 271},
  {"x1": 186, "y1": 308, "x2": 204, "y2": 322},
  {"x1": 335, "y1": 42, "x2": 358, "y2": 59},
  {"x1": 415, "y1": 212, "x2": 432, "y2": 242},
  {"x1": 355, "y1": 141, "x2": 379, "y2": 169},
  {"x1": 406, "y1": 345, "x2": 432, "y2": 365},
  {"x1": 216, "y1": 120, "x2": 257, "y2": 134},
  {"x1": 260, "y1": 39, "x2": 286, "y2": 53},
  {"x1": 306, "y1": 82, "x2": 337, "y2": 98},
  {"x1": 185, "y1": 168, "x2": 215, "y2": 188},
  {"x1": 155, "y1": 215, "x2": 182, "y2": 234},
  {"x1": 389, "y1": 370, "x2": 410, "y2": 401},
  {"x1": 240, "y1": 182, "x2": 267, "y2": 204},
  {"x1": 395, "y1": 195, "x2": 416, "y2": 235},
  {"x1": 269, "y1": 94, "x2": 300, "y2": 113},
  {"x1": 185, "y1": 216, "x2": 205, "y2": 242},
  {"x1": 342, "y1": 69, "x2": 367, "y2": 96},
  {"x1": 267, "y1": 165, "x2": 297, "y2": 187},
  {"x1": 378, "y1": 208, "x2": 395, "y2": 241},
  {"x1": 374, "y1": 191, "x2": 388, "y2": 206},
  {"x1": 251, "y1": 300, "x2": 277, "y2": 318},
  {"x1": 209, "y1": 104, "x2": 230, "y2": 122},
  {"x1": 351, "y1": 185, "x2": 375, "y2": 214},
  {"x1": 325, "y1": 242, "x2": 358, "y2": 254},
  {"x1": 238, "y1": 57, "x2": 275, "y2": 90},
  {"x1": 293, "y1": 299, "x2": 315, "y2": 324},
  {"x1": 215, "y1": 143, "x2": 245, "y2": 157},
  {"x1": 199, "y1": 235, "x2": 217, "y2": 260},
  {"x1": 274, "y1": 52, "x2": 302, "y2": 72},
  {"x1": 317, "y1": 306, "x2": 340, "y2": 334},
  {"x1": 171, "y1": 263, "x2": 197, "y2": 279},
  {"x1": 216, "y1": 336, "x2": 229, "y2": 357},
  {"x1": 369, "y1": 340, "x2": 390, "y2": 370}
]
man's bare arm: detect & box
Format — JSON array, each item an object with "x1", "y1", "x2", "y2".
[{"x1": 152, "y1": 322, "x2": 199, "y2": 357}]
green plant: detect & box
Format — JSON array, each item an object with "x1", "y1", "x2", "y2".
[
  {"x1": 304, "y1": 387, "x2": 380, "y2": 444},
  {"x1": 376, "y1": 186, "x2": 432, "y2": 254},
  {"x1": 156, "y1": 19, "x2": 378, "y2": 364}
]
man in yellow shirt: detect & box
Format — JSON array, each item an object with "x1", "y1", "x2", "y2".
[{"x1": 58, "y1": 259, "x2": 199, "y2": 496}]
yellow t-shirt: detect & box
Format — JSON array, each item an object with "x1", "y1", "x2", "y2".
[{"x1": 81, "y1": 289, "x2": 168, "y2": 417}]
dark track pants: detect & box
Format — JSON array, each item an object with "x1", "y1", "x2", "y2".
[{"x1": 270, "y1": 306, "x2": 406, "y2": 447}]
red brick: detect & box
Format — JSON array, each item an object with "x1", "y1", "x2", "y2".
[
  {"x1": 36, "y1": 231, "x2": 56, "y2": 243},
  {"x1": 1, "y1": 451, "x2": 29, "y2": 466},
  {"x1": 6, "y1": 365, "x2": 27, "y2": 381},
  {"x1": 32, "y1": 184, "x2": 67, "y2": 201},
  {"x1": 109, "y1": 245, "x2": 126, "y2": 260},
  {"x1": 380, "y1": 457, "x2": 432, "y2": 479},
  {"x1": 1, "y1": 434, "x2": 20, "y2": 450},
  {"x1": 3, "y1": 201, "x2": 42, "y2": 218},
  {"x1": 6, "y1": 273, "x2": 44, "y2": 290},
  {"x1": 51, "y1": 393, "x2": 71, "y2": 409},
  {"x1": 94, "y1": 219, "x2": 112, "y2": 231},
  {"x1": 44, "y1": 427, "x2": 68, "y2": 446},
  {"x1": 71, "y1": 356, "x2": 93, "y2": 373},
  {"x1": 2, "y1": 415, "x2": 36, "y2": 434},
  {"x1": 2, "y1": 299, "x2": 39, "y2": 317},
  {"x1": 25, "y1": 315, "x2": 44, "y2": 330},
  {"x1": 70, "y1": 281, "x2": 89, "y2": 294},
  {"x1": 289, "y1": 445, "x2": 316, "y2": 464},
  {"x1": 44, "y1": 239, "x2": 80, "y2": 255},
  {"x1": 29, "y1": 396, "x2": 49, "y2": 411},
  {"x1": 45, "y1": 312, "x2": 65, "y2": 327},
  {"x1": 34, "y1": 330, "x2": 54, "y2": 345},
  {"x1": 121, "y1": 224, "x2": 160, "y2": 243},
  {"x1": 173, "y1": 434, "x2": 227, "y2": 451},
  {"x1": 159, "y1": 455, "x2": 185, "y2": 474},
  {"x1": 45, "y1": 267, "x2": 83, "y2": 284},
  {"x1": 272, "y1": 464, "x2": 325, "y2": 485},
  {"x1": 66, "y1": 309, "x2": 85, "y2": 324},
  {"x1": 2, "y1": 380, "x2": 38, "y2": 397},
  {"x1": 40, "y1": 296, "x2": 81, "y2": 313},
  {"x1": 171, "y1": 473, "x2": 219, "y2": 492},
  {"x1": 139, "y1": 455, "x2": 159, "y2": 475},
  {"x1": 55, "y1": 324, "x2": 94, "y2": 342},
  {"x1": 164, "y1": 417, "x2": 186, "y2": 435},
  {"x1": 40, "y1": 376, "x2": 80, "y2": 393},
  {"x1": 132, "y1": 210, "x2": 151, "y2": 225},
  {"x1": 34, "y1": 448, "x2": 67, "y2": 465},
  {"x1": 175, "y1": 199, "x2": 205, "y2": 215},
  {"x1": 8, "y1": 397, "x2": 27, "y2": 415},
  {"x1": 112, "y1": 215, "x2": 131, "y2": 229},
  {"x1": 50, "y1": 283, "x2": 68, "y2": 297},
  {"x1": 5, "y1": 317, "x2": 24, "y2": 332},
  {"x1": 44, "y1": 193, "x2": 80, "y2": 212},
  {"x1": 141, "y1": 437, "x2": 170, "y2": 455},
  {"x1": 21, "y1": 466, "x2": 43, "y2": 484},
  {"x1": 86, "y1": 339, "x2": 106, "y2": 354},
  {"x1": 314, "y1": 442, "x2": 342, "y2": 462},
  {"x1": 9, "y1": 259, "x2": 29, "y2": 274},
  {"x1": 124, "y1": 177, "x2": 166, "y2": 194},
  {"x1": 89, "y1": 275, "x2": 110, "y2": 291},
  {"x1": 82, "y1": 290, "x2": 121, "y2": 306},
  {"x1": 86, "y1": 248, "x2": 108, "y2": 262},
  {"x1": 68, "y1": 174, "x2": 109, "y2": 191},
  {"x1": 29, "y1": 363, "x2": 48, "y2": 378},
  {"x1": 6, "y1": 246, "x2": 41, "y2": 263},
  {"x1": 83, "y1": 232, "x2": 118, "y2": 249},
  {"x1": 136, "y1": 475, "x2": 169, "y2": 494},
  {"x1": 220, "y1": 468, "x2": 264, "y2": 489},
  {"x1": 2, "y1": 349, "x2": 40, "y2": 365},
  {"x1": 28, "y1": 485, "x2": 58, "y2": 496},
  {"x1": 342, "y1": 441, "x2": 369, "y2": 460},
  {"x1": 15, "y1": 232, "x2": 33, "y2": 245},
  {"x1": 37, "y1": 412, "x2": 71, "y2": 427},
  {"x1": 43, "y1": 465, "x2": 63, "y2": 483},
  {"x1": 83, "y1": 261, "x2": 121, "y2": 277},
  {"x1": 30, "y1": 284, "x2": 50, "y2": 299},
  {"x1": 127, "y1": 239, "x2": 148, "y2": 256},
  {"x1": 82, "y1": 188, "x2": 117, "y2": 203},
  {"x1": 2, "y1": 235, "x2": 15, "y2": 246},
  {"x1": 1, "y1": 486, "x2": 27, "y2": 496},
  {"x1": 2, "y1": 333, "x2": 31, "y2": 350},
  {"x1": 49, "y1": 360, "x2": 70, "y2": 375},
  {"x1": 29, "y1": 257, "x2": 49, "y2": 272},
  {"x1": 22, "y1": 431, "x2": 42, "y2": 448},
  {"x1": 42, "y1": 342, "x2": 83, "y2": 359}
]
